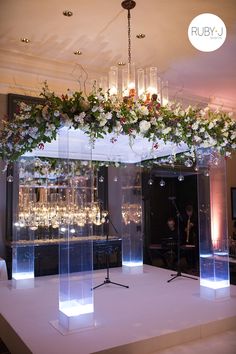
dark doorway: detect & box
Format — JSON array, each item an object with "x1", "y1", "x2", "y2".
[{"x1": 143, "y1": 169, "x2": 199, "y2": 275}]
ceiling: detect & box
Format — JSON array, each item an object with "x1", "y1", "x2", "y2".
[{"x1": 0, "y1": 0, "x2": 236, "y2": 110}]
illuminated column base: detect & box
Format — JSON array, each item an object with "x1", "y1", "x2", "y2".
[
  {"x1": 59, "y1": 242, "x2": 94, "y2": 332},
  {"x1": 12, "y1": 245, "x2": 35, "y2": 288},
  {"x1": 200, "y1": 285, "x2": 230, "y2": 301},
  {"x1": 11, "y1": 277, "x2": 35, "y2": 289},
  {"x1": 59, "y1": 301, "x2": 94, "y2": 331},
  {"x1": 122, "y1": 262, "x2": 143, "y2": 274}
]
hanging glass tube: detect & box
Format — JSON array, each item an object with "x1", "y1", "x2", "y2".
[
  {"x1": 146, "y1": 67, "x2": 157, "y2": 95},
  {"x1": 122, "y1": 63, "x2": 136, "y2": 97},
  {"x1": 137, "y1": 68, "x2": 145, "y2": 97},
  {"x1": 108, "y1": 66, "x2": 118, "y2": 95},
  {"x1": 122, "y1": 66, "x2": 129, "y2": 97},
  {"x1": 98, "y1": 76, "x2": 108, "y2": 95},
  {"x1": 162, "y1": 80, "x2": 169, "y2": 106}
]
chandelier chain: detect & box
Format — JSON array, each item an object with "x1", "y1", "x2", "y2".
[{"x1": 128, "y1": 9, "x2": 131, "y2": 64}]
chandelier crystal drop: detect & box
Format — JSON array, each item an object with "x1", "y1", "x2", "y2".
[
  {"x1": 160, "y1": 179, "x2": 165, "y2": 187},
  {"x1": 178, "y1": 174, "x2": 184, "y2": 182}
]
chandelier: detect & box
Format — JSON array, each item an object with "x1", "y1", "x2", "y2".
[
  {"x1": 99, "y1": 0, "x2": 169, "y2": 105},
  {"x1": 15, "y1": 194, "x2": 108, "y2": 232},
  {"x1": 122, "y1": 203, "x2": 142, "y2": 225}
]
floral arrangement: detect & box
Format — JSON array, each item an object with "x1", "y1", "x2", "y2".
[{"x1": 0, "y1": 83, "x2": 236, "y2": 165}]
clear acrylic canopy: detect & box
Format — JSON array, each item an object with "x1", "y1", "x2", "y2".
[{"x1": 23, "y1": 127, "x2": 189, "y2": 163}]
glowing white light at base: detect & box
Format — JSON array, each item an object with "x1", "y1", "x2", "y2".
[
  {"x1": 122, "y1": 261, "x2": 143, "y2": 267},
  {"x1": 59, "y1": 300, "x2": 94, "y2": 317},
  {"x1": 200, "y1": 279, "x2": 229, "y2": 290},
  {"x1": 12, "y1": 272, "x2": 34, "y2": 280}
]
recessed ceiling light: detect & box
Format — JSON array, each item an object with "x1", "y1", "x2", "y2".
[
  {"x1": 63, "y1": 10, "x2": 73, "y2": 17},
  {"x1": 118, "y1": 61, "x2": 126, "y2": 66},
  {"x1": 20, "y1": 38, "x2": 30, "y2": 43},
  {"x1": 74, "y1": 50, "x2": 82, "y2": 55},
  {"x1": 136, "y1": 33, "x2": 145, "y2": 39}
]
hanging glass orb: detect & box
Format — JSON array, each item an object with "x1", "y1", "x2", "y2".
[
  {"x1": 148, "y1": 178, "x2": 153, "y2": 185},
  {"x1": 212, "y1": 157, "x2": 219, "y2": 166},
  {"x1": 178, "y1": 174, "x2": 184, "y2": 182},
  {"x1": 184, "y1": 158, "x2": 193, "y2": 168},
  {"x1": 204, "y1": 170, "x2": 209, "y2": 177},
  {"x1": 167, "y1": 155, "x2": 175, "y2": 164},
  {"x1": 99, "y1": 176, "x2": 104, "y2": 183},
  {"x1": 160, "y1": 179, "x2": 165, "y2": 187},
  {"x1": 113, "y1": 176, "x2": 118, "y2": 182},
  {"x1": 7, "y1": 175, "x2": 14, "y2": 183},
  {"x1": 194, "y1": 166, "x2": 199, "y2": 172},
  {"x1": 197, "y1": 151, "x2": 203, "y2": 161}
]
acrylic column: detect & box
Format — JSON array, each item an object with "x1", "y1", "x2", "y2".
[
  {"x1": 12, "y1": 157, "x2": 36, "y2": 285},
  {"x1": 197, "y1": 148, "x2": 230, "y2": 299},
  {"x1": 58, "y1": 128, "x2": 94, "y2": 331},
  {"x1": 120, "y1": 164, "x2": 143, "y2": 271}
]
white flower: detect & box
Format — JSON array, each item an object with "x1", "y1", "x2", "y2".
[
  {"x1": 47, "y1": 123, "x2": 55, "y2": 130},
  {"x1": 97, "y1": 94, "x2": 104, "y2": 101},
  {"x1": 130, "y1": 111, "x2": 138, "y2": 123},
  {"x1": 114, "y1": 122, "x2": 123, "y2": 133},
  {"x1": 175, "y1": 129, "x2": 181, "y2": 137},
  {"x1": 208, "y1": 122, "x2": 215, "y2": 129},
  {"x1": 98, "y1": 106, "x2": 104, "y2": 113},
  {"x1": 194, "y1": 136, "x2": 202, "y2": 143},
  {"x1": 105, "y1": 112, "x2": 112, "y2": 120},
  {"x1": 99, "y1": 118, "x2": 107, "y2": 127},
  {"x1": 150, "y1": 117, "x2": 157, "y2": 125},
  {"x1": 92, "y1": 106, "x2": 98, "y2": 112},
  {"x1": 174, "y1": 109, "x2": 180, "y2": 115},
  {"x1": 139, "y1": 106, "x2": 149, "y2": 115},
  {"x1": 199, "y1": 127, "x2": 205, "y2": 133},
  {"x1": 231, "y1": 132, "x2": 236, "y2": 139},
  {"x1": 44, "y1": 130, "x2": 53, "y2": 137},
  {"x1": 158, "y1": 116, "x2": 163, "y2": 122},
  {"x1": 20, "y1": 102, "x2": 32, "y2": 112},
  {"x1": 28, "y1": 127, "x2": 38, "y2": 138},
  {"x1": 42, "y1": 105, "x2": 49, "y2": 119},
  {"x1": 110, "y1": 95, "x2": 117, "y2": 104},
  {"x1": 139, "y1": 120, "x2": 151, "y2": 134},
  {"x1": 54, "y1": 110, "x2": 60, "y2": 117},
  {"x1": 80, "y1": 161, "x2": 87, "y2": 166},
  {"x1": 162, "y1": 127, "x2": 171, "y2": 135},
  {"x1": 74, "y1": 112, "x2": 86, "y2": 124},
  {"x1": 192, "y1": 122, "x2": 199, "y2": 131}
]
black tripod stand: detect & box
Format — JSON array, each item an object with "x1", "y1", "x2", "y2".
[
  {"x1": 167, "y1": 197, "x2": 197, "y2": 283},
  {"x1": 92, "y1": 215, "x2": 129, "y2": 290}
]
